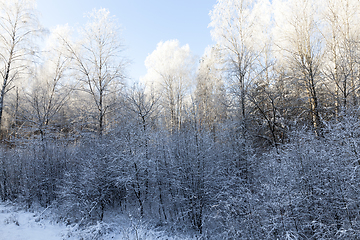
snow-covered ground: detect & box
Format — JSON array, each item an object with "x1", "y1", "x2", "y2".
[
  {"x1": 0, "y1": 203, "x2": 65, "y2": 240},
  {"x1": 0, "y1": 203, "x2": 195, "y2": 240}
]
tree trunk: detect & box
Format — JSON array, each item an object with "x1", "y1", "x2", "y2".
[{"x1": 0, "y1": 58, "x2": 12, "y2": 130}]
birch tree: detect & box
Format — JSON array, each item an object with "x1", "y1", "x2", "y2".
[
  {"x1": 322, "y1": 0, "x2": 360, "y2": 115},
  {"x1": 209, "y1": 0, "x2": 271, "y2": 180},
  {"x1": 273, "y1": 0, "x2": 325, "y2": 136},
  {"x1": 195, "y1": 46, "x2": 226, "y2": 135},
  {"x1": 63, "y1": 9, "x2": 126, "y2": 136},
  {"x1": 0, "y1": 0, "x2": 42, "y2": 131},
  {"x1": 209, "y1": 0, "x2": 271, "y2": 123},
  {"x1": 24, "y1": 26, "x2": 73, "y2": 139},
  {"x1": 142, "y1": 40, "x2": 195, "y2": 132}
]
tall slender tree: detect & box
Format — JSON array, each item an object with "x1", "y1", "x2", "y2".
[
  {"x1": 62, "y1": 8, "x2": 127, "y2": 136},
  {"x1": 142, "y1": 40, "x2": 195, "y2": 132},
  {"x1": 273, "y1": 0, "x2": 325, "y2": 136},
  {"x1": 322, "y1": 0, "x2": 360, "y2": 115},
  {"x1": 209, "y1": 0, "x2": 271, "y2": 123},
  {"x1": 0, "y1": 0, "x2": 42, "y2": 132},
  {"x1": 195, "y1": 46, "x2": 226, "y2": 135},
  {"x1": 23, "y1": 26, "x2": 73, "y2": 139}
]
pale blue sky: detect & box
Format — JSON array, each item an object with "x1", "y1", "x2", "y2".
[{"x1": 36, "y1": 0, "x2": 217, "y2": 84}]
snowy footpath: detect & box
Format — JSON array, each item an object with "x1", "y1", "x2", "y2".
[{"x1": 0, "y1": 203, "x2": 65, "y2": 240}]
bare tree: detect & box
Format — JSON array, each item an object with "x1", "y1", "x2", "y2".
[
  {"x1": 209, "y1": 0, "x2": 271, "y2": 123},
  {"x1": 273, "y1": 0, "x2": 324, "y2": 136},
  {"x1": 22, "y1": 26, "x2": 73, "y2": 140},
  {"x1": 62, "y1": 9, "x2": 127, "y2": 136},
  {"x1": 142, "y1": 40, "x2": 195, "y2": 132},
  {"x1": 195, "y1": 46, "x2": 227, "y2": 135},
  {"x1": 322, "y1": 0, "x2": 360, "y2": 116},
  {"x1": 0, "y1": 0, "x2": 42, "y2": 132},
  {"x1": 125, "y1": 83, "x2": 159, "y2": 158},
  {"x1": 209, "y1": 0, "x2": 271, "y2": 180}
]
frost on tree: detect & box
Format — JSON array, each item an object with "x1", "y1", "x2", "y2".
[
  {"x1": 61, "y1": 8, "x2": 127, "y2": 135},
  {"x1": 209, "y1": 0, "x2": 271, "y2": 122},
  {"x1": 142, "y1": 40, "x2": 195, "y2": 132},
  {"x1": 0, "y1": 0, "x2": 42, "y2": 132}
]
